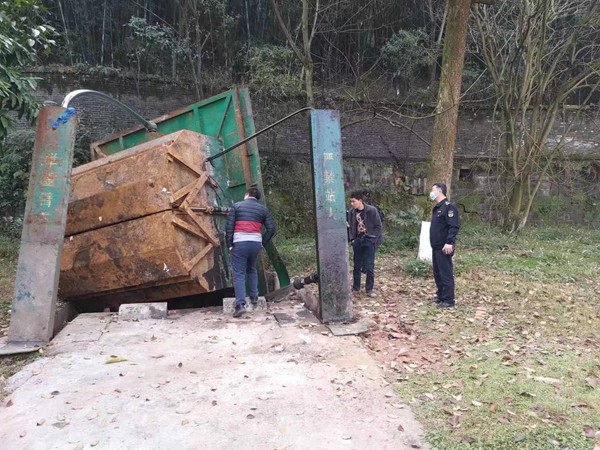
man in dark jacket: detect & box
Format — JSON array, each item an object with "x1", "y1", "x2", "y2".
[
  {"x1": 348, "y1": 191, "x2": 383, "y2": 297},
  {"x1": 226, "y1": 187, "x2": 276, "y2": 317},
  {"x1": 429, "y1": 183, "x2": 460, "y2": 308}
]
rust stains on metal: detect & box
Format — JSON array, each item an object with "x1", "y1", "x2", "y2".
[{"x1": 59, "y1": 130, "x2": 227, "y2": 304}]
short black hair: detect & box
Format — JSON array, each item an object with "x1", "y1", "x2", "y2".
[
  {"x1": 350, "y1": 190, "x2": 364, "y2": 201},
  {"x1": 434, "y1": 183, "x2": 447, "y2": 196},
  {"x1": 246, "y1": 187, "x2": 261, "y2": 200}
]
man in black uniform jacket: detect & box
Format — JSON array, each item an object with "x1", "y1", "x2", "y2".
[{"x1": 429, "y1": 183, "x2": 460, "y2": 308}]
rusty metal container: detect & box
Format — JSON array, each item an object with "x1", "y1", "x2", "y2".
[{"x1": 59, "y1": 130, "x2": 230, "y2": 305}]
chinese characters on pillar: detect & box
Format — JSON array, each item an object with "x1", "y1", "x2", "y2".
[
  {"x1": 323, "y1": 153, "x2": 336, "y2": 218},
  {"x1": 35, "y1": 152, "x2": 60, "y2": 216}
]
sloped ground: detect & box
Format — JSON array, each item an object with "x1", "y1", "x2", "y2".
[
  {"x1": 352, "y1": 226, "x2": 600, "y2": 450},
  {"x1": 0, "y1": 303, "x2": 426, "y2": 450}
]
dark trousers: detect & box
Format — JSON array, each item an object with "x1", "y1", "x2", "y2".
[
  {"x1": 352, "y1": 237, "x2": 376, "y2": 292},
  {"x1": 432, "y1": 248, "x2": 455, "y2": 303},
  {"x1": 231, "y1": 241, "x2": 262, "y2": 307}
]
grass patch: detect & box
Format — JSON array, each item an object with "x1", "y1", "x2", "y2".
[
  {"x1": 273, "y1": 236, "x2": 317, "y2": 276},
  {"x1": 0, "y1": 233, "x2": 18, "y2": 327},
  {"x1": 397, "y1": 347, "x2": 600, "y2": 449},
  {"x1": 0, "y1": 232, "x2": 25, "y2": 396},
  {"x1": 405, "y1": 258, "x2": 432, "y2": 278},
  {"x1": 457, "y1": 225, "x2": 600, "y2": 283}
]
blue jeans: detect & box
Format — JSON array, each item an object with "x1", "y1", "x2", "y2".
[
  {"x1": 231, "y1": 241, "x2": 262, "y2": 307},
  {"x1": 352, "y1": 237, "x2": 376, "y2": 292}
]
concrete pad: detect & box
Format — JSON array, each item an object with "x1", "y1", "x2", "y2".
[
  {"x1": 0, "y1": 304, "x2": 427, "y2": 450},
  {"x1": 119, "y1": 302, "x2": 167, "y2": 320},
  {"x1": 222, "y1": 296, "x2": 266, "y2": 314}
]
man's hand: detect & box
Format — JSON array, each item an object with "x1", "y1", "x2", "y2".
[{"x1": 442, "y1": 244, "x2": 454, "y2": 255}]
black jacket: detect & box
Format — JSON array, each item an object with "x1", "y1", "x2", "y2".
[
  {"x1": 225, "y1": 198, "x2": 276, "y2": 249},
  {"x1": 349, "y1": 204, "x2": 383, "y2": 247},
  {"x1": 430, "y1": 199, "x2": 460, "y2": 249}
]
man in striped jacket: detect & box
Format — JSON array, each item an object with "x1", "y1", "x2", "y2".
[{"x1": 226, "y1": 187, "x2": 276, "y2": 317}]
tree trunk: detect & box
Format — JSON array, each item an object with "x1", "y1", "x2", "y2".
[
  {"x1": 426, "y1": 0, "x2": 471, "y2": 197},
  {"x1": 57, "y1": 0, "x2": 73, "y2": 65},
  {"x1": 507, "y1": 177, "x2": 524, "y2": 232},
  {"x1": 101, "y1": 0, "x2": 107, "y2": 66},
  {"x1": 270, "y1": 0, "x2": 315, "y2": 107},
  {"x1": 429, "y1": 0, "x2": 449, "y2": 85},
  {"x1": 302, "y1": 0, "x2": 314, "y2": 106}
]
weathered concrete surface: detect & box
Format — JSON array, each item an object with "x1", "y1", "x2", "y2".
[{"x1": 0, "y1": 303, "x2": 427, "y2": 450}]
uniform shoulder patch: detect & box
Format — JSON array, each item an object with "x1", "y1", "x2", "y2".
[{"x1": 448, "y1": 210, "x2": 454, "y2": 218}]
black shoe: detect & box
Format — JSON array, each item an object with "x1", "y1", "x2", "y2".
[
  {"x1": 233, "y1": 305, "x2": 247, "y2": 317},
  {"x1": 436, "y1": 301, "x2": 455, "y2": 309},
  {"x1": 250, "y1": 297, "x2": 258, "y2": 306}
]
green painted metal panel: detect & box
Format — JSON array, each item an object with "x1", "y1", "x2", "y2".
[
  {"x1": 8, "y1": 106, "x2": 77, "y2": 346},
  {"x1": 310, "y1": 110, "x2": 352, "y2": 322}
]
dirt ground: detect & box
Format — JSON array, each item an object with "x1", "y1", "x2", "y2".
[{"x1": 0, "y1": 302, "x2": 427, "y2": 450}]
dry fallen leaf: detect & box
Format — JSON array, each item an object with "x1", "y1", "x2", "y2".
[
  {"x1": 105, "y1": 356, "x2": 128, "y2": 364},
  {"x1": 586, "y1": 377, "x2": 599, "y2": 389},
  {"x1": 533, "y1": 376, "x2": 561, "y2": 386},
  {"x1": 584, "y1": 425, "x2": 598, "y2": 439},
  {"x1": 520, "y1": 392, "x2": 536, "y2": 398},
  {"x1": 450, "y1": 414, "x2": 460, "y2": 428}
]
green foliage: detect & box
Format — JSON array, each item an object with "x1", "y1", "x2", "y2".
[
  {"x1": 248, "y1": 45, "x2": 304, "y2": 99},
  {"x1": 125, "y1": 17, "x2": 184, "y2": 77},
  {"x1": 0, "y1": 224, "x2": 19, "y2": 256},
  {"x1": 381, "y1": 29, "x2": 433, "y2": 87},
  {"x1": 532, "y1": 197, "x2": 569, "y2": 218},
  {"x1": 0, "y1": 0, "x2": 56, "y2": 139},
  {"x1": 461, "y1": 59, "x2": 494, "y2": 100},
  {"x1": 0, "y1": 129, "x2": 90, "y2": 217},
  {"x1": 405, "y1": 258, "x2": 431, "y2": 278},
  {"x1": 382, "y1": 205, "x2": 422, "y2": 251},
  {"x1": 261, "y1": 157, "x2": 314, "y2": 237},
  {"x1": 0, "y1": 130, "x2": 35, "y2": 215},
  {"x1": 273, "y1": 237, "x2": 316, "y2": 276}
]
